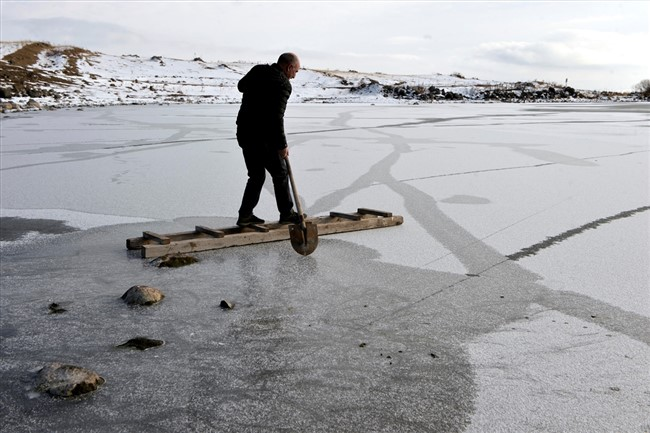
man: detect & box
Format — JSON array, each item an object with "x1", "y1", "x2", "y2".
[{"x1": 235, "y1": 52, "x2": 303, "y2": 227}]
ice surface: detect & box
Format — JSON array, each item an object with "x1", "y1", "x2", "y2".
[
  {"x1": 1, "y1": 103, "x2": 649, "y2": 432},
  {"x1": 0, "y1": 209, "x2": 154, "y2": 231},
  {"x1": 466, "y1": 304, "x2": 650, "y2": 433}
]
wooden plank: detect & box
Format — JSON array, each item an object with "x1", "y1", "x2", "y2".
[
  {"x1": 129, "y1": 230, "x2": 205, "y2": 249},
  {"x1": 316, "y1": 215, "x2": 403, "y2": 236},
  {"x1": 357, "y1": 208, "x2": 393, "y2": 217},
  {"x1": 137, "y1": 215, "x2": 403, "y2": 258},
  {"x1": 127, "y1": 225, "x2": 257, "y2": 249},
  {"x1": 249, "y1": 224, "x2": 270, "y2": 233},
  {"x1": 142, "y1": 231, "x2": 171, "y2": 245},
  {"x1": 329, "y1": 211, "x2": 362, "y2": 221},
  {"x1": 195, "y1": 226, "x2": 225, "y2": 238},
  {"x1": 141, "y1": 227, "x2": 291, "y2": 258}
]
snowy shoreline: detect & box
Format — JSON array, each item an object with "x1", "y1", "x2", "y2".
[{"x1": 1, "y1": 41, "x2": 644, "y2": 114}]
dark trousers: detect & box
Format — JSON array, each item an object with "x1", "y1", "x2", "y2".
[{"x1": 238, "y1": 140, "x2": 294, "y2": 217}]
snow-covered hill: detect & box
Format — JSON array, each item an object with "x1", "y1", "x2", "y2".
[{"x1": 0, "y1": 41, "x2": 638, "y2": 112}]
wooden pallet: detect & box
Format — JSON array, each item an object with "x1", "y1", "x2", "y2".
[{"x1": 126, "y1": 208, "x2": 403, "y2": 258}]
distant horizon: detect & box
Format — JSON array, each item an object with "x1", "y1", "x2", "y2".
[
  {"x1": 1, "y1": 2, "x2": 647, "y2": 93},
  {"x1": 0, "y1": 39, "x2": 637, "y2": 94}
]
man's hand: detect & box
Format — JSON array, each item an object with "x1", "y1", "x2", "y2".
[{"x1": 278, "y1": 147, "x2": 289, "y2": 159}]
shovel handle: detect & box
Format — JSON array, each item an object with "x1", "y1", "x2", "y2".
[{"x1": 285, "y1": 157, "x2": 306, "y2": 230}]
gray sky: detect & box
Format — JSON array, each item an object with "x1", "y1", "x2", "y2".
[{"x1": 1, "y1": 0, "x2": 648, "y2": 91}]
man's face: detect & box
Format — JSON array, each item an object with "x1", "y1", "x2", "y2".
[{"x1": 285, "y1": 61, "x2": 300, "y2": 79}]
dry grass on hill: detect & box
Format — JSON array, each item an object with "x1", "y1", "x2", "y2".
[{"x1": 1, "y1": 42, "x2": 98, "y2": 97}]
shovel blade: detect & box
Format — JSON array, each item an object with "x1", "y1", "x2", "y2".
[{"x1": 288, "y1": 222, "x2": 318, "y2": 256}]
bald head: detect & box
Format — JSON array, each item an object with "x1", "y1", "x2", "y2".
[
  {"x1": 277, "y1": 52, "x2": 301, "y2": 79},
  {"x1": 278, "y1": 53, "x2": 299, "y2": 66}
]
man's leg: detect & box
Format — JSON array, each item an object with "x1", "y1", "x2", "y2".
[
  {"x1": 238, "y1": 146, "x2": 266, "y2": 218},
  {"x1": 265, "y1": 148, "x2": 294, "y2": 216}
]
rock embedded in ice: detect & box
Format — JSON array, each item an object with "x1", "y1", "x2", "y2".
[
  {"x1": 121, "y1": 285, "x2": 165, "y2": 306},
  {"x1": 116, "y1": 337, "x2": 164, "y2": 350},
  {"x1": 220, "y1": 300, "x2": 234, "y2": 309},
  {"x1": 35, "y1": 363, "x2": 105, "y2": 397},
  {"x1": 48, "y1": 303, "x2": 67, "y2": 314}
]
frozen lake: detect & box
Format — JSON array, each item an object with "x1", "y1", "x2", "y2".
[{"x1": 1, "y1": 103, "x2": 649, "y2": 432}]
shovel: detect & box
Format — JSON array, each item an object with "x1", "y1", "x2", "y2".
[{"x1": 285, "y1": 157, "x2": 318, "y2": 256}]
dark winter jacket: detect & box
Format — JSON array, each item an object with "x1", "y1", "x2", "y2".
[{"x1": 236, "y1": 63, "x2": 292, "y2": 150}]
